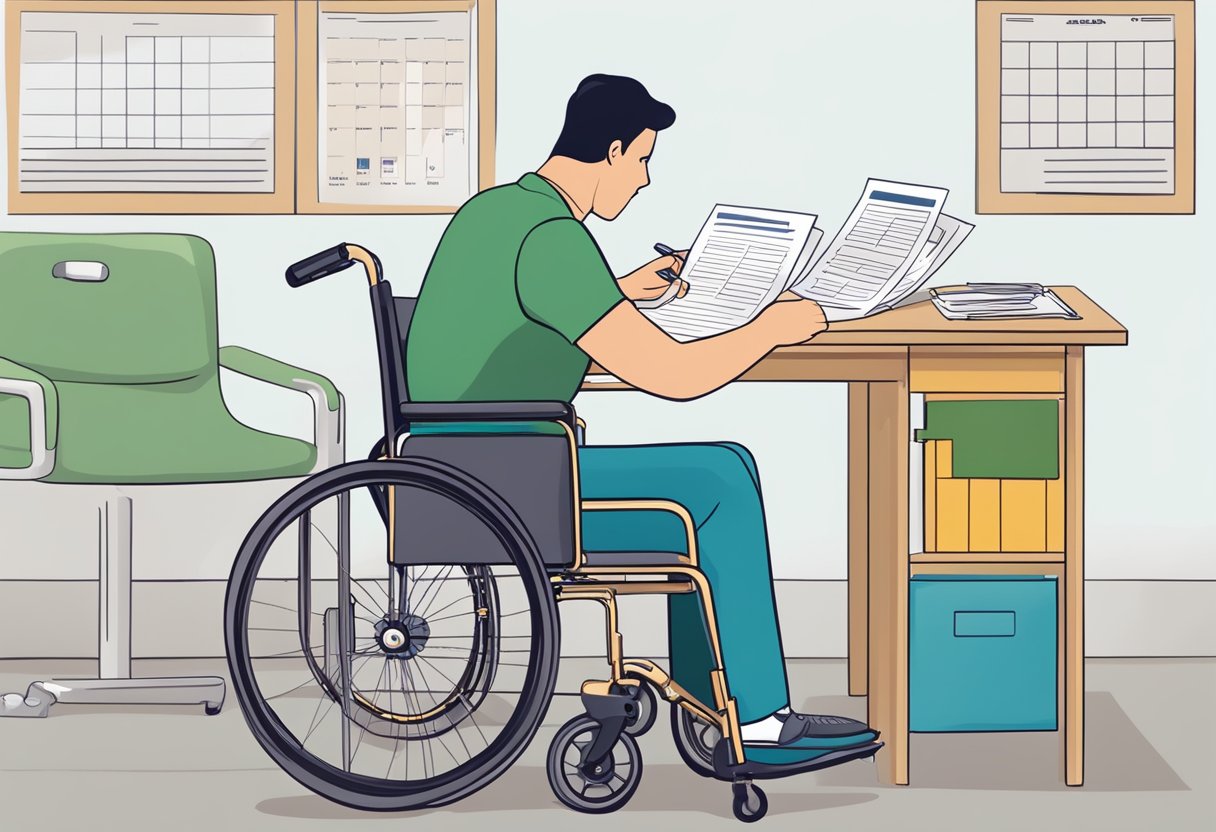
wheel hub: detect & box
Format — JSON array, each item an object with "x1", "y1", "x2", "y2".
[
  {"x1": 578, "y1": 744, "x2": 616, "y2": 784},
  {"x1": 375, "y1": 614, "x2": 430, "y2": 658}
]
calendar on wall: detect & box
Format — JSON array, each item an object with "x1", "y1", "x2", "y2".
[{"x1": 976, "y1": 2, "x2": 1194, "y2": 214}]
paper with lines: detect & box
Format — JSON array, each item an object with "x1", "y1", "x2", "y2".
[
  {"x1": 18, "y1": 11, "x2": 276, "y2": 193},
  {"x1": 999, "y1": 13, "x2": 1177, "y2": 195},
  {"x1": 642, "y1": 205, "x2": 817, "y2": 342},
  {"x1": 792, "y1": 179, "x2": 946, "y2": 320},
  {"x1": 318, "y1": 9, "x2": 475, "y2": 205}
]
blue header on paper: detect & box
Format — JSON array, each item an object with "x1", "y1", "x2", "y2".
[
  {"x1": 718, "y1": 223, "x2": 796, "y2": 233},
  {"x1": 716, "y1": 212, "x2": 789, "y2": 225},
  {"x1": 870, "y1": 190, "x2": 936, "y2": 207}
]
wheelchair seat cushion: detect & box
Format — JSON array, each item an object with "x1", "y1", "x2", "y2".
[
  {"x1": 42, "y1": 377, "x2": 316, "y2": 484},
  {"x1": 580, "y1": 551, "x2": 687, "y2": 568}
]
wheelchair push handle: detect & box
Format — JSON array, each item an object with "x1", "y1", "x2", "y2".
[{"x1": 285, "y1": 243, "x2": 383, "y2": 288}]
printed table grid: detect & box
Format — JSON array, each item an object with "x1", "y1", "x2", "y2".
[
  {"x1": 323, "y1": 35, "x2": 467, "y2": 185},
  {"x1": 999, "y1": 38, "x2": 1175, "y2": 150},
  {"x1": 22, "y1": 34, "x2": 274, "y2": 153}
]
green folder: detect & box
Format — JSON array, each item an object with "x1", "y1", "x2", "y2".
[{"x1": 915, "y1": 399, "x2": 1058, "y2": 479}]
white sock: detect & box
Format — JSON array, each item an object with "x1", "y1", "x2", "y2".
[{"x1": 739, "y1": 705, "x2": 794, "y2": 743}]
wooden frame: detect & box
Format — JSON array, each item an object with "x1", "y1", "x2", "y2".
[
  {"x1": 976, "y1": 1, "x2": 1195, "y2": 214},
  {"x1": 6, "y1": 0, "x2": 296, "y2": 214},
  {"x1": 295, "y1": 0, "x2": 495, "y2": 214}
]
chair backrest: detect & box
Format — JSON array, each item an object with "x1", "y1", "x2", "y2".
[
  {"x1": 0, "y1": 232, "x2": 218, "y2": 384},
  {"x1": 394, "y1": 296, "x2": 418, "y2": 403}
]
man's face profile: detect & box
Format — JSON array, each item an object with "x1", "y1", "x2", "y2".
[{"x1": 593, "y1": 129, "x2": 656, "y2": 221}]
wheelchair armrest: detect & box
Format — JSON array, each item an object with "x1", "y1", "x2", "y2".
[
  {"x1": 218, "y1": 345, "x2": 345, "y2": 471},
  {"x1": 401, "y1": 400, "x2": 577, "y2": 431},
  {"x1": 0, "y1": 355, "x2": 58, "y2": 480}
]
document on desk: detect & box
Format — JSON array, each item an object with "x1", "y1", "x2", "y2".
[
  {"x1": 642, "y1": 205, "x2": 818, "y2": 342},
  {"x1": 791, "y1": 179, "x2": 948, "y2": 320},
  {"x1": 882, "y1": 213, "x2": 975, "y2": 307}
]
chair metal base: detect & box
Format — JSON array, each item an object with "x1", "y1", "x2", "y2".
[
  {"x1": 0, "y1": 492, "x2": 227, "y2": 719},
  {"x1": 2, "y1": 677, "x2": 226, "y2": 718}
]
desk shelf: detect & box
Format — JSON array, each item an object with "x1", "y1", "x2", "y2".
[{"x1": 910, "y1": 552, "x2": 1065, "y2": 565}]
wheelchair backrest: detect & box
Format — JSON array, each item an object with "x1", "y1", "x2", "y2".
[{"x1": 387, "y1": 293, "x2": 576, "y2": 569}]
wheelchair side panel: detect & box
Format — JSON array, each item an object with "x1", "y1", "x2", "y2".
[{"x1": 395, "y1": 434, "x2": 575, "y2": 567}]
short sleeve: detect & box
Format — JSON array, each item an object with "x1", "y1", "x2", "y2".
[{"x1": 516, "y1": 218, "x2": 625, "y2": 343}]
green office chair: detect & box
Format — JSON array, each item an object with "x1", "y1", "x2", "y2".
[{"x1": 0, "y1": 231, "x2": 343, "y2": 717}]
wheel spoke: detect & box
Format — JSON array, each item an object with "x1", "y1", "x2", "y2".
[{"x1": 231, "y1": 466, "x2": 556, "y2": 810}]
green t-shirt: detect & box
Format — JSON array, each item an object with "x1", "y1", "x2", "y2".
[{"x1": 406, "y1": 173, "x2": 625, "y2": 404}]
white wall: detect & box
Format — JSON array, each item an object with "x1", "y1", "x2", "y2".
[{"x1": 2, "y1": 0, "x2": 1213, "y2": 590}]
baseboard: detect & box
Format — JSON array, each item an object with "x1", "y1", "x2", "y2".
[{"x1": 1, "y1": 578, "x2": 1211, "y2": 659}]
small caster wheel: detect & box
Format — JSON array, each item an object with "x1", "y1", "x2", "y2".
[
  {"x1": 732, "y1": 782, "x2": 768, "y2": 823},
  {"x1": 204, "y1": 703, "x2": 222, "y2": 716},
  {"x1": 622, "y1": 676, "x2": 657, "y2": 737},
  {"x1": 547, "y1": 715, "x2": 643, "y2": 814}
]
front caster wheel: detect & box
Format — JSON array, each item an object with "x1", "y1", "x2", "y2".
[
  {"x1": 547, "y1": 715, "x2": 643, "y2": 814},
  {"x1": 731, "y1": 782, "x2": 768, "y2": 823}
]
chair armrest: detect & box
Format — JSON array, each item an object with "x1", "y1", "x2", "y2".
[
  {"x1": 0, "y1": 356, "x2": 58, "y2": 480},
  {"x1": 401, "y1": 400, "x2": 577, "y2": 431},
  {"x1": 580, "y1": 499, "x2": 698, "y2": 565},
  {"x1": 219, "y1": 345, "x2": 344, "y2": 471}
]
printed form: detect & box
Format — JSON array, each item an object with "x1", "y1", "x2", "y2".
[
  {"x1": 999, "y1": 13, "x2": 1177, "y2": 195},
  {"x1": 319, "y1": 9, "x2": 476, "y2": 205},
  {"x1": 884, "y1": 213, "x2": 975, "y2": 304},
  {"x1": 792, "y1": 179, "x2": 946, "y2": 320},
  {"x1": 18, "y1": 11, "x2": 276, "y2": 193},
  {"x1": 643, "y1": 205, "x2": 817, "y2": 342}
]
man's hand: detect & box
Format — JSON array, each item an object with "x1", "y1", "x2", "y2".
[
  {"x1": 618, "y1": 251, "x2": 690, "y2": 302},
  {"x1": 755, "y1": 298, "x2": 828, "y2": 346}
]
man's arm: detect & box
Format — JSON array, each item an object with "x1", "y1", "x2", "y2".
[{"x1": 577, "y1": 298, "x2": 827, "y2": 401}]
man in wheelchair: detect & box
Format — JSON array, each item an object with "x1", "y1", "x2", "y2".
[{"x1": 407, "y1": 74, "x2": 878, "y2": 759}]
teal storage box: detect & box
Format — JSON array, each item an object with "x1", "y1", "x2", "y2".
[{"x1": 910, "y1": 575, "x2": 1057, "y2": 732}]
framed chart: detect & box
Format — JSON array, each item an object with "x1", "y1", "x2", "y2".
[
  {"x1": 6, "y1": 0, "x2": 296, "y2": 214},
  {"x1": 295, "y1": 0, "x2": 496, "y2": 214},
  {"x1": 976, "y1": 1, "x2": 1194, "y2": 214}
]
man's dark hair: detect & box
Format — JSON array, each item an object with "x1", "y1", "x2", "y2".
[{"x1": 550, "y1": 74, "x2": 676, "y2": 163}]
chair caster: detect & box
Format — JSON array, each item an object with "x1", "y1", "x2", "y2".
[
  {"x1": 547, "y1": 714, "x2": 643, "y2": 814},
  {"x1": 731, "y1": 781, "x2": 768, "y2": 823},
  {"x1": 204, "y1": 703, "x2": 222, "y2": 716}
]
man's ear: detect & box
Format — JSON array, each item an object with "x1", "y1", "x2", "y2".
[{"x1": 606, "y1": 139, "x2": 623, "y2": 165}]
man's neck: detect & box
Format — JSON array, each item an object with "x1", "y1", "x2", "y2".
[{"x1": 535, "y1": 157, "x2": 598, "y2": 221}]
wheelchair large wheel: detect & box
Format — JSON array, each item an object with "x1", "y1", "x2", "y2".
[
  {"x1": 225, "y1": 458, "x2": 559, "y2": 811},
  {"x1": 671, "y1": 703, "x2": 721, "y2": 778}
]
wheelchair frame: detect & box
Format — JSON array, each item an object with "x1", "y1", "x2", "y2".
[{"x1": 227, "y1": 242, "x2": 879, "y2": 822}]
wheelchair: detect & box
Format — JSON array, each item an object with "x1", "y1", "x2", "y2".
[{"x1": 224, "y1": 243, "x2": 881, "y2": 822}]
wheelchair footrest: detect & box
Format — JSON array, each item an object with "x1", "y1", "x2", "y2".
[{"x1": 712, "y1": 739, "x2": 883, "y2": 781}]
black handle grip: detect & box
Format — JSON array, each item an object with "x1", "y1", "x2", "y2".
[{"x1": 285, "y1": 244, "x2": 353, "y2": 287}]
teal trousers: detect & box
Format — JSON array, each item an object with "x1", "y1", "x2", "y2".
[{"x1": 578, "y1": 442, "x2": 789, "y2": 723}]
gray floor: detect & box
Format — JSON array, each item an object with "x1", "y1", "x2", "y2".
[{"x1": 1, "y1": 658, "x2": 1213, "y2": 831}]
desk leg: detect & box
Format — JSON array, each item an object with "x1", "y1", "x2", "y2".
[
  {"x1": 1064, "y1": 347, "x2": 1085, "y2": 786},
  {"x1": 847, "y1": 382, "x2": 869, "y2": 697},
  {"x1": 866, "y1": 378, "x2": 909, "y2": 785}
]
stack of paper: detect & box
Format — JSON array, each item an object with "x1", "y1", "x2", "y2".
[
  {"x1": 930, "y1": 284, "x2": 1081, "y2": 320},
  {"x1": 640, "y1": 178, "x2": 975, "y2": 341}
]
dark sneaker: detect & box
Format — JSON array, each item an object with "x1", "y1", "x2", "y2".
[{"x1": 744, "y1": 712, "x2": 880, "y2": 750}]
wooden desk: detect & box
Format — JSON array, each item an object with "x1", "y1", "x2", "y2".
[{"x1": 582, "y1": 286, "x2": 1128, "y2": 786}]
